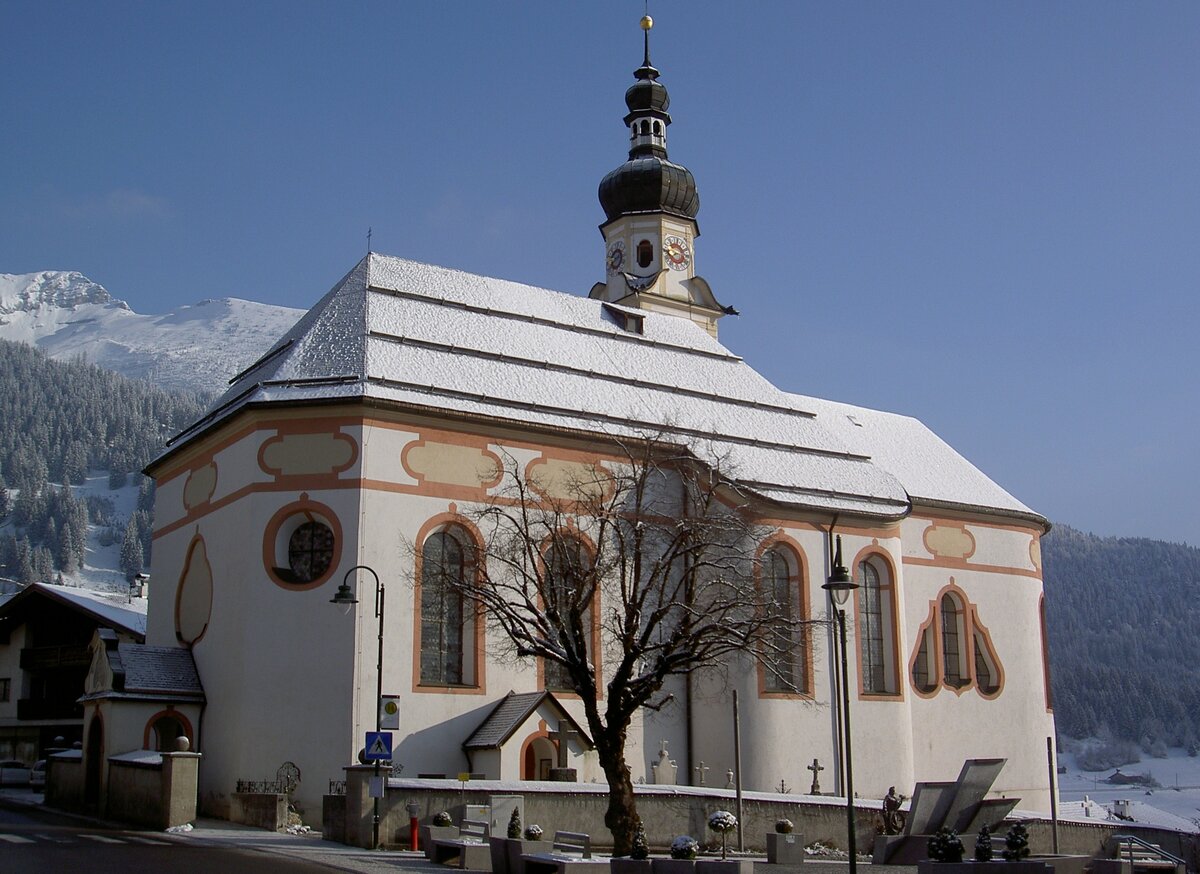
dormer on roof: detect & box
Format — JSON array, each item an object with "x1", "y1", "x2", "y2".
[{"x1": 590, "y1": 14, "x2": 735, "y2": 339}]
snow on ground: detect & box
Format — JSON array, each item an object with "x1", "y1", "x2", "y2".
[
  {"x1": 1, "y1": 470, "x2": 144, "y2": 598},
  {"x1": 1058, "y1": 740, "x2": 1200, "y2": 832}
]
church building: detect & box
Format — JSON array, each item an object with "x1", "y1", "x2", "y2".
[{"x1": 129, "y1": 18, "x2": 1055, "y2": 820}]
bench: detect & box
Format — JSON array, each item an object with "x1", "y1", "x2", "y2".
[
  {"x1": 432, "y1": 819, "x2": 493, "y2": 870},
  {"x1": 522, "y1": 831, "x2": 609, "y2": 874}
]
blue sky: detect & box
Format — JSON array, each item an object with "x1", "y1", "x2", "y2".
[{"x1": 2, "y1": 1, "x2": 1198, "y2": 544}]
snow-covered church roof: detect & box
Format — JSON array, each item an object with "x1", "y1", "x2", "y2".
[{"x1": 161, "y1": 254, "x2": 1040, "y2": 524}]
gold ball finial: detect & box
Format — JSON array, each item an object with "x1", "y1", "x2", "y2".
[{"x1": 640, "y1": 14, "x2": 653, "y2": 31}]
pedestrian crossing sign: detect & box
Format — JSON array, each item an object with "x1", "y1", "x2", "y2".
[{"x1": 364, "y1": 731, "x2": 393, "y2": 761}]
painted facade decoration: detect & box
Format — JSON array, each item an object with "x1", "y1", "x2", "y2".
[{"x1": 132, "y1": 25, "x2": 1056, "y2": 820}]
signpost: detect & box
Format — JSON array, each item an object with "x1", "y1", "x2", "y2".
[{"x1": 365, "y1": 731, "x2": 394, "y2": 761}]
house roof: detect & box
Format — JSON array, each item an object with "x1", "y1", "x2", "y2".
[
  {"x1": 116, "y1": 643, "x2": 204, "y2": 697},
  {"x1": 156, "y1": 253, "x2": 1041, "y2": 525},
  {"x1": 463, "y1": 690, "x2": 592, "y2": 751},
  {"x1": 80, "y1": 637, "x2": 205, "y2": 704},
  {"x1": 0, "y1": 583, "x2": 146, "y2": 639}
]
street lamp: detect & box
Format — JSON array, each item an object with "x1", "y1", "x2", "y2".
[
  {"x1": 331, "y1": 564, "x2": 386, "y2": 850},
  {"x1": 823, "y1": 535, "x2": 859, "y2": 874}
]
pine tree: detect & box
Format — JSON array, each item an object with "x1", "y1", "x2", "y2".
[
  {"x1": 15, "y1": 537, "x2": 35, "y2": 585},
  {"x1": 119, "y1": 520, "x2": 144, "y2": 579}
]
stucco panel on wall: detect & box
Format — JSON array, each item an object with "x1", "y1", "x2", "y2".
[
  {"x1": 259, "y1": 431, "x2": 357, "y2": 478},
  {"x1": 968, "y1": 526, "x2": 1039, "y2": 572},
  {"x1": 526, "y1": 457, "x2": 611, "y2": 502},
  {"x1": 403, "y1": 441, "x2": 502, "y2": 489},
  {"x1": 183, "y1": 464, "x2": 218, "y2": 510}
]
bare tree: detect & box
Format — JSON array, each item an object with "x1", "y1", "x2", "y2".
[{"x1": 456, "y1": 435, "x2": 818, "y2": 855}]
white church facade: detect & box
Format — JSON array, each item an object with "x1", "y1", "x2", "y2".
[{"x1": 130, "y1": 22, "x2": 1055, "y2": 820}]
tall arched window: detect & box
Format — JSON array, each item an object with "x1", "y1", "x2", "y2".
[
  {"x1": 543, "y1": 538, "x2": 594, "y2": 693},
  {"x1": 940, "y1": 593, "x2": 968, "y2": 688},
  {"x1": 420, "y1": 530, "x2": 467, "y2": 686},
  {"x1": 763, "y1": 548, "x2": 796, "y2": 692},
  {"x1": 856, "y1": 556, "x2": 898, "y2": 694}
]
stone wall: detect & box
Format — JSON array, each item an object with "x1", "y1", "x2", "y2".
[
  {"x1": 106, "y1": 759, "x2": 163, "y2": 826},
  {"x1": 329, "y1": 771, "x2": 1199, "y2": 867},
  {"x1": 230, "y1": 792, "x2": 288, "y2": 831},
  {"x1": 44, "y1": 753, "x2": 84, "y2": 812}
]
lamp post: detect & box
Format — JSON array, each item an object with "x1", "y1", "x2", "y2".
[
  {"x1": 331, "y1": 565, "x2": 385, "y2": 850},
  {"x1": 823, "y1": 535, "x2": 859, "y2": 874}
]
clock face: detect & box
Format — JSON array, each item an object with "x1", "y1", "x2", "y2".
[
  {"x1": 663, "y1": 235, "x2": 692, "y2": 271},
  {"x1": 606, "y1": 241, "x2": 626, "y2": 273}
]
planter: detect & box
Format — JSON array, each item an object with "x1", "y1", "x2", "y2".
[
  {"x1": 422, "y1": 825, "x2": 460, "y2": 859},
  {"x1": 767, "y1": 832, "x2": 806, "y2": 865},
  {"x1": 653, "y1": 860, "x2": 697, "y2": 874},
  {"x1": 612, "y1": 859, "x2": 655, "y2": 874},
  {"x1": 697, "y1": 861, "x2": 755, "y2": 874},
  {"x1": 508, "y1": 838, "x2": 553, "y2": 874}
]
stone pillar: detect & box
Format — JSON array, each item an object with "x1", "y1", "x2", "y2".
[
  {"x1": 159, "y1": 750, "x2": 203, "y2": 829},
  {"x1": 343, "y1": 765, "x2": 376, "y2": 848}
]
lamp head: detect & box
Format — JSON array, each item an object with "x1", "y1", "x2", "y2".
[
  {"x1": 822, "y1": 534, "x2": 858, "y2": 607},
  {"x1": 330, "y1": 581, "x2": 358, "y2": 615}
]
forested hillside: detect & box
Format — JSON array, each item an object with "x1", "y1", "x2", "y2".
[
  {"x1": 1043, "y1": 524, "x2": 1200, "y2": 747},
  {"x1": 0, "y1": 339, "x2": 210, "y2": 584}
]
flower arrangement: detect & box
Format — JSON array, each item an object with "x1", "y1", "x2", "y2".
[
  {"x1": 1003, "y1": 823, "x2": 1030, "y2": 861},
  {"x1": 508, "y1": 808, "x2": 523, "y2": 839},
  {"x1": 927, "y1": 827, "x2": 965, "y2": 863},
  {"x1": 433, "y1": 811, "x2": 453, "y2": 827},
  {"x1": 708, "y1": 811, "x2": 738, "y2": 859},
  {"x1": 631, "y1": 823, "x2": 650, "y2": 860},
  {"x1": 974, "y1": 824, "x2": 993, "y2": 862},
  {"x1": 775, "y1": 818, "x2": 795, "y2": 834},
  {"x1": 525, "y1": 824, "x2": 544, "y2": 841},
  {"x1": 670, "y1": 835, "x2": 700, "y2": 860}
]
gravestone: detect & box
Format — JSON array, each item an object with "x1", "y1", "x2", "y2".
[{"x1": 651, "y1": 740, "x2": 678, "y2": 786}]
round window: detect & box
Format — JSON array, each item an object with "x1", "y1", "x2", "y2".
[{"x1": 288, "y1": 520, "x2": 334, "y2": 583}]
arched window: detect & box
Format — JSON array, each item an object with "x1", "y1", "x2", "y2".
[
  {"x1": 636, "y1": 239, "x2": 653, "y2": 269},
  {"x1": 652, "y1": 120, "x2": 662, "y2": 137},
  {"x1": 543, "y1": 538, "x2": 594, "y2": 693},
  {"x1": 909, "y1": 584, "x2": 1001, "y2": 697},
  {"x1": 420, "y1": 530, "x2": 468, "y2": 686},
  {"x1": 640, "y1": 119, "x2": 650, "y2": 135},
  {"x1": 912, "y1": 627, "x2": 937, "y2": 694},
  {"x1": 973, "y1": 630, "x2": 999, "y2": 695},
  {"x1": 149, "y1": 714, "x2": 185, "y2": 751},
  {"x1": 762, "y1": 548, "x2": 796, "y2": 692},
  {"x1": 856, "y1": 556, "x2": 898, "y2": 694},
  {"x1": 940, "y1": 593, "x2": 967, "y2": 687}
]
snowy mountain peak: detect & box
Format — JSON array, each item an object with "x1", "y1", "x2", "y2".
[
  {"x1": 0, "y1": 270, "x2": 127, "y2": 315},
  {"x1": 0, "y1": 269, "x2": 305, "y2": 394}
]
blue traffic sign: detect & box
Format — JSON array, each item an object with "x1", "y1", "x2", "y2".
[{"x1": 364, "y1": 731, "x2": 393, "y2": 761}]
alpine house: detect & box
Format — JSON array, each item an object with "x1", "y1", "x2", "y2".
[{"x1": 133, "y1": 18, "x2": 1055, "y2": 820}]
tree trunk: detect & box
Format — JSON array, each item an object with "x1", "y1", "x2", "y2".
[{"x1": 596, "y1": 732, "x2": 639, "y2": 856}]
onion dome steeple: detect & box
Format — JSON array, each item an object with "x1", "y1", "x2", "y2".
[
  {"x1": 598, "y1": 15, "x2": 699, "y2": 223},
  {"x1": 590, "y1": 14, "x2": 733, "y2": 340}
]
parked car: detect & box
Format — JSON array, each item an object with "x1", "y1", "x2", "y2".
[
  {"x1": 29, "y1": 760, "x2": 46, "y2": 791},
  {"x1": 0, "y1": 760, "x2": 32, "y2": 786}
]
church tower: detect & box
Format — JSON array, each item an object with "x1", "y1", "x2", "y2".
[{"x1": 589, "y1": 15, "x2": 735, "y2": 338}]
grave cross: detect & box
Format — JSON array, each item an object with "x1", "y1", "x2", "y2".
[
  {"x1": 808, "y1": 757, "x2": 824, "y2": 795},
  {"x1": 694, "y1": 761, "x2": 710, "y2": 786},
  {"x1": 547, "y1": 722, "x2": 581, "y2": 769}
]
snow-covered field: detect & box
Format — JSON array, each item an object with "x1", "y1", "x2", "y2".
[
  {"x1": 1, "y1": 472, "x2": 141, "y2": 597},
  {"x1": 1057, "y1": 740, "x2": 1200, "y2": 832}
]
